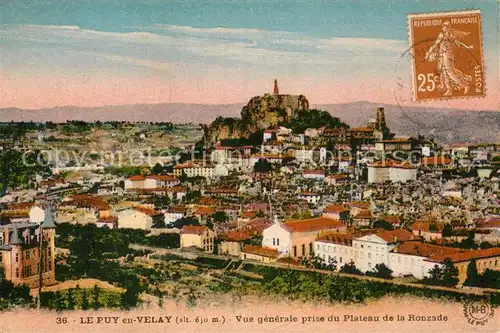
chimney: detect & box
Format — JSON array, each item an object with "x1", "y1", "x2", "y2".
[{"x1": 393, "y1": 235, "x2": 398, "y2": 243}]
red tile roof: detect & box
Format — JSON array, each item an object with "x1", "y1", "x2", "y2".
[
  {"x1": 394, "y1": 241, "x2": 460, "y2": 258},
  {"x1": 221, "y1": 230, "x2": 253, "y2": 242},
  {"x1": 242, "y1": 245, "x2": 279, "y2": 258},
  {"x1": 427, "y1": 247, "x2": 500, "y2": 263},
  {"x1": 7, "y1": 202, "x2": 34, "y2": 210},
  {"x1": 194, "y1": 206, "x2": 216, "y2": 215},
  {"x1": 181, "y1": 225, "x2": 208, "y2": 235},
  {"x1": 281, "y1": 217, "x2": 346, "y2": 233},
  {"x1": 353, "y1": 210, "x2": 373, "y2": 219},
  {"x1": 134, "y1": 206, "x2": 161, "y2": 216},
  {"x1": 240, "y1": 211, "x2": 258, "y2": 219},
  {"x1": 128, "y1": 175, "x2": 146, "y2": 181},
  {"x1": 375, "y1": 229, "x2": 413, "y2": 243},
  {"x1": 385, "y1": 215, "x2": 401, "y2": 225},
  {"x1": 324, "y1": 204, "x2": 349, "y2": 214},
  {"x1": 411, "y1": 221, "x2": 444, "y2": 233},
  {"x1": 147, "y1": 175, "x2": 179, "y2": 181},
  {"x1": 370, "y1": 160, "x2": 415, "y2": 169}
]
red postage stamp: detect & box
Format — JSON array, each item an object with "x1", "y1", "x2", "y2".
[{"x1": 407, "y1": 10, "x2": 484, "y2": 101}]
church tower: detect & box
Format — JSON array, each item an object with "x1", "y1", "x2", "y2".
[
  {"x1": 273, "y1": 79, "x2": 279, "y2": 95},
  {"x1": 376, "y1": 106, "x2": 387, "y2": 131}
]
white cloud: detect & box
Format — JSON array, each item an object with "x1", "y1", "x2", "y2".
[{"x1": 0, "y1": 23, "x2": 409, "y2": 71}]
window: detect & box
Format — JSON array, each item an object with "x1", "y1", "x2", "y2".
[
  {"x1": 339, "y1": 257, "x2": 343, "y2": 264},
  {"x1": 23, "y1": 266, "x2": 32, "y2": 277},
  {"x1": 0, "y1": 252, "x2": 2, "y2": 262},
  {"x1": 277, "y1": 238, "x2": 280, "y2": 246},
  {"x1": 309, "y1": 243, "x2": 313, "y2": 254},
  {"x1": 273, "y1": 238, "x2": 275, "y2": 246},
  {"x1": 26, "y1": 250, "x2": 30, "y2": 260},
  {"x1": 368, "y1": 253, "x2": 371, "y2": 259},
  {"x1": 0, "y1": 235, "x2": 3, "y2": 246},
  {"x1": 15, "y1": 253, "x2": 19, "y2": 262},
  {"x1": 293, "y1": 246, "x2": 297, "y2": 257},
  {"x1": 301, "y1": 244, "x2": 305, "y2": 256},
  {"x1": 15, "y1": 268, "x2": 19, "y2": 278}
]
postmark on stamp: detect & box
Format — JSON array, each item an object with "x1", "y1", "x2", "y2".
[{"x1": 407, "y1": 10, "x2": 484, "y2": 101}]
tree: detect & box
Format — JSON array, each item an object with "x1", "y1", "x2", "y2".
[
  {"x1": 366, "y1": 263, "x2": 393, "y2": 279},
  {"x1": 339, "y1": 261, "x2": 363, "y2": 275},
  {"x1": 80, "y1": 291, "x2": 90, "y2": 310},
  {"x1": 66, "y1": 289, "x2": 76, "y2": 310},
  {"x1": 459, "y1": 231, "x2": 478, "y2": 249},
  {"x1": 254, "y1": 158, "x2": 271, "y2": 173},
  {"x1": 463, "y1": 259, "x2": 480, "y2": 287},
  {"x1": 151, "y1": 163, "x2": 164, "y2": 175},
  {"x1": 372, "y1": 220, "x2": 394, "y2": 231},
  {"x1": 53, "y1": 291, "x2": 66, "y2": 312},
  {"x1": 480, "y1": 269, "x2": 500, "y2": 289},
  {"x1": 91, "y1": 284, "x2": 101, "y2": 310},
  {"x1": 442, "y1": 224, "x2": 453, "y2": 237},
  {"x1": 423, "y1": 258, "x2": 459, "y2": 287},
  {"x1": 121, "y1": 278, "x2": 141, "y2": 309},
  {"x1": 211, "y1": 211, "x2": 229, "y2": 223},
  {"x1": 0, "y1": 266, "x2": 32, "y2": 310}
]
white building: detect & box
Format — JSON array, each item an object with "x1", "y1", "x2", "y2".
[
  {"x1": 124, "y1": 175, "x2": 180, "y2": 190},
  {"x1": 117, "y1": 207, "x2": 162, "y2": 229},
  {"x1": 173, "y1": 163, "x2": 215, "y2": 178},
  {"x1": 302, "y1": 170, "x2": 325, "y2": 180},
  {"x1": 368, "y1": 161, "x2": 417, "y2": 183},
  {"x1": 298, "y1": 192, "x2": 321, "y2": 204},
  {"x1": 294, "y1": 148, "x2": 314, "y2": 163},
  {"x1": 314, "y1": 229, "x2": 416, "y2": 275}
]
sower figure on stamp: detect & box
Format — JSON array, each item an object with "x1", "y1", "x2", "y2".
[{"x1": 424, "y1": 21, "x2": 474, "y2": 96}]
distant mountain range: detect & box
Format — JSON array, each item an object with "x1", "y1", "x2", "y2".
[{"x1": 1, "y1": 101, "x2": 498, "y2": 143}]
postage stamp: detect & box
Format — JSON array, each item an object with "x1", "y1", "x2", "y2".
[
  {"x1": 1, "y1": 2, "x2": 499, "y2": 333},
  {"x1": 407, "y1": 10, "x2": 485, "y2": 101}
]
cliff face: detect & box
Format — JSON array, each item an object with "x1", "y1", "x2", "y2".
[{"x1": 205, "y1": 94, "x2": 310, "y2": 144}]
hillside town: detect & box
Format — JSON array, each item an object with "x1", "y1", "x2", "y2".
[{"x1": 1, "y1": 81, "x2": 499, "y2": 310}]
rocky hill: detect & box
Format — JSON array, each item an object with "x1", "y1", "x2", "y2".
[{"x1": 204, "y1": 93, "x2": 310, "y2": 144}]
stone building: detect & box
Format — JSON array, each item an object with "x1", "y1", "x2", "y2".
[{"x1": 0, "y1": 208, "x2": 56, "y2": 288}]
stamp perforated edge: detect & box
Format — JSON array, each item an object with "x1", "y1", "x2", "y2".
[{"x1": 406, "y1": 9, "x2": 486, "y2": 103}]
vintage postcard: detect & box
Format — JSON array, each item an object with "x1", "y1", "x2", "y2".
[{"x1": 0, "y1": 1, "x2": 499, "y2": 333}]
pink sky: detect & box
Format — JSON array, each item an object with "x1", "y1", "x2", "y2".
[{"x1": 2, "y1": 71, "x2": 498, "y2": 111}]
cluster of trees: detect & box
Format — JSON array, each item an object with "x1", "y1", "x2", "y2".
[
  {"x1": 464, "y1": 259, "x2": 500, "y2": 289},
  {"x1": 61, "y1": 121, "x2": 92, "y2": 134},
  {"x1": 297, "y1": 256, "x2": 394, "y2": 280},
  {"x1": 251, "y1": 265, "x2": 495, "y2": 305},
  {"x1": 440, "y1": 229, "x2": 494, "y2": 250},
  {"x1": 0, "y1": 267, "x2": 32, "y2": 311},
  {"x1": 280, "y1": 109, "x2": 348, "y2": 134},
  {"x1": 421, "y1": 259, "x2": 459, "y2": 287},
  {"x1": 40, "y1": 285, "x2": 123, "y2": 311},
  {"x1": 0, "y1": 149, "x2": 51, "y2": 193}
]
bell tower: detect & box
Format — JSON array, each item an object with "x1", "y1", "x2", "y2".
[
  {"x1": 273, "y1": 79, "x2": 279, "y2": 95},
  {"x1": 376, "y1": 107, "x2": 387, "y2": 131}
]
